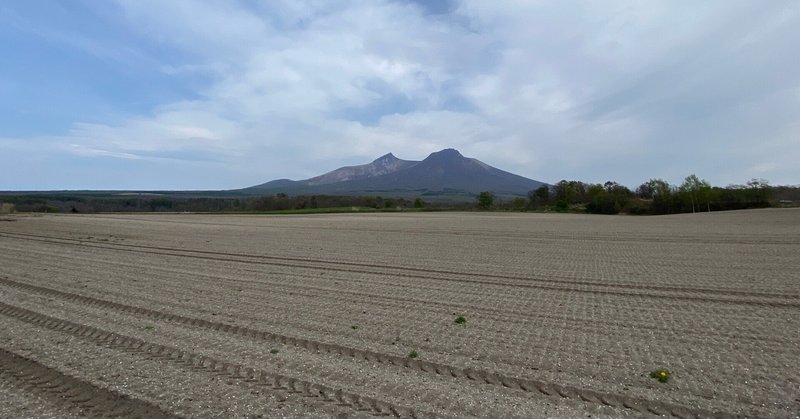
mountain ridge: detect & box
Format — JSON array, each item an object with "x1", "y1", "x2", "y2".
[
  {"x1": 304, "y1": 152, "x2": 419, "y2": 185},
  {"x1": 246, "y1": 148, "x2": 546, "y2": 198}
]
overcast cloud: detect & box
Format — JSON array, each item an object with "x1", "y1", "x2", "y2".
[{"x1": 1, "y1": 0, "x2": 798, "y2": 189}]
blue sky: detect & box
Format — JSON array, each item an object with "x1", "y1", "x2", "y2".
[{"x1": 1, "y1": 0, "x2": 799, "y2": 190}]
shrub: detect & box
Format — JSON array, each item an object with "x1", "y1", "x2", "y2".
[{"x1": 476, "y1": 191, "x2": 494, "y2": 209}]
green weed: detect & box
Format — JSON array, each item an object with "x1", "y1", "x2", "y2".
[{"x1": 650, "y1": 369, "x2": 671, "y2": 383}]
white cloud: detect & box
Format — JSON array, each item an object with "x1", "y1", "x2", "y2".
[{"x1": 5, "y1": 0, "x2": 800, "y2": 188}]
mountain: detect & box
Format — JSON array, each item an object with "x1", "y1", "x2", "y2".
[
  {"x1": 305, "y1": 153, "x2": 418, "y2": 185},
  {"x1": 250, "y1": 153, "x2": 416, "y2": 191},
  {"x1": 245, "y1": 148, "x2": 547, "y2": 198}
]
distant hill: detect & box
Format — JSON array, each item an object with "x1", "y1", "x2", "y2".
[{"x1": 244, "y1": 148, "x2": 547, "y2": 198}]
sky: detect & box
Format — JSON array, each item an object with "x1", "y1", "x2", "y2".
[{"x1": 1, "y1": 0, "x2": 799, "y2": 190}]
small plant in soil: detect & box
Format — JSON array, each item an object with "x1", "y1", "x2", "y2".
[
  {"x1": 454, "y1": 316, "x2": 466, "y2": 325},
  {"x1": 144, "y1": 325, "x2": 154, "y2": 330},
  {"x1": 351, "y1": 325, "x2": 359, "y2": 330},
  {"x1": 270, "y1": 349, "x2": 280, "y2": 354},
  {"x1": 408, "y1": 350, "x2": 418, "y2": 359},
  {"x1": 650, "y1": 369, "x2": 671, "y2": 383}
]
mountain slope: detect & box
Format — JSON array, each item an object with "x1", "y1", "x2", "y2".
[
  {"x1": 244, "y1": 149, "x2": 546, "y2": 197},
  {"x1": 304, "y1": 153, "x2": 418, "y2": 185},
  {"x1": 332, "y1": 149, "x2": 544, "y2": 195}
]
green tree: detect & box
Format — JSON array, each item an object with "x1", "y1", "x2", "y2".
[
  {"x1": 680, "y1": 175, "x2": 711, "y2": 213},
  {"x1": 413, "y1": 197, "x2": 425, "y2": 208},
  {"x1": 646, "y1": 179, "x2": 675, "y2": 214},
  {"x1": 554, "y1": 180, "x2": 588, "y2": 207},
  {"x1": 635, "y1": 182, "x2": 654, "y2": 199},
  {"x1": 477, "y1": 191, "x2": 494, "y2": 209},
  {"x1": 586, "y1": 181, "x2": 631, "y2": 214},
  {"x1": 746, "y1": 178, "x2": 771, "y2": 205},
  {"x1": 528, "y1": 185, "x2": 550, "y2": 207}
]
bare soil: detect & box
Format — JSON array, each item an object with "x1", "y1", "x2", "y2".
[{"x1": 1, "y1": 209, "x2": 798, "y2": 418}]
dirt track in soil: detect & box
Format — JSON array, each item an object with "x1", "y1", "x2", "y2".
[{"x1": 0, "y1": 209, "x2": 798, "y2": 418}]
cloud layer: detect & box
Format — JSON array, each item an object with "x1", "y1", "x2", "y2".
[{"x1": 1, "y1": 0, "x2": 799, "y2": 189}]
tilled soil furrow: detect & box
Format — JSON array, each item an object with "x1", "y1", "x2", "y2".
[
  {"x1": 2, "y1": 265, "x2": 788, "y2": 350},
  {"x1": 0, "y1": 300, "x2": 430, "y2": 418},
  {"x1": 9, "y1": 227, "x2": 796, "y2": 297},
  {"x1": 0, "y1": 282, "x2": 749, "y2": 418},
  {"x1": 1, "y1": 252, "x2": 793, "y2": 387},
  {"x1": 0, "y1": 270, "x2": 789, "y2": 376},
  {"x1": 1, "y1": 272, "x2": 791, "y2": 393},
  {"x1": 15, "y1": 212, "x2": 800, "y2": 245},
  {"x1": 2, "y1": 210, "x2": 798, "y2": 417},
  {"x1": 2, "y1": 231, "x2": 797, "y2": 304},
  {"x1": 0, "y1": 346, "x2": 175, "y2": 419},
  {"x1": 0, "y1": 318, "x2": 371, "y2": 418},
  {"x1": 1, "y1": 246, "x2": 795, "y2": 407},
  {"x1": 2, "y1": 242, "x2": 791, "y2": 336},
  {"x1": 2, "y1": 236, "x2": 795, "y2": 348}
]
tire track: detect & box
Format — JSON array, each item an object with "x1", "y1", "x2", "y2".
[
  {"x1": 2, "y1": 249, "x2": 793, "y2": 392},
  {"x1": 0, "y1": 301, "x2": 421, "y2": 418},
  {"x1": 1, "y1": 231, "x2": 797, "y2": 307},
  {"x1": 6, "y1": 230, "x2": 800, "y2": 303},
  {"x1": 0, "y1": 346, "x2": 175, "y2": 418},
  {"x1": 2, "y1": 243, "x2": 790, "y2": 350},
  {"x1": 1, "y1": 241, "x2": 791, "y2": 350},
  {"x1": 0, "y1": 277, "x2": 742, "y2": 418},
  {"x1": 2, "y1": 230, "x2": 790, "y2": 299},
  {"x1": 6, "y1": 268, "x2": 789, "y2": 398},
  {"x1": 4, "y1": 272, "x2": 786, "y2": 399}
]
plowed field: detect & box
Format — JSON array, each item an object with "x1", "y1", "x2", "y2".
[{"x1": 1, "y1": 209, "x2": 798, "y2": 418}]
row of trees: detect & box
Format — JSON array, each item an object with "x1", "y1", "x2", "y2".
[
  {"x1": 509, "y1": 176, "x2": 776, "y2": 215},
  {"x1": 0, "y1": 193, "x2": 456, "y2": 213},
  {"x1": 246, "y1": 194, "x2": 425, "y2": 211},
  {"x1": 2, "y1": 176, "x2": 793, "y2": 215}
]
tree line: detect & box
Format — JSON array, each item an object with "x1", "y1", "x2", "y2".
[
  {"x1": 1, "y1": 176, "x2": 797, "y2": 215},
  {"x1": 0, "y1": 193, "x2": 465, "y2": 213},
  {"x1": 513, "y1": 176, "x2": 784, "y2": 215}
]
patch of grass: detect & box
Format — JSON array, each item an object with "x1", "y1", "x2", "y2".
[
  {"x1": 650, "y1": 369, "x2": 671, "y2": 383},
  {"x1": 454, "y1": 316, "x2": 466, "y2": 325},
  {"x1": 408, "y1": 350, "x2": 418, "y2": 359},
  {"x1": 270, "y1": 349, "x2": 280, "y2": 354}
]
